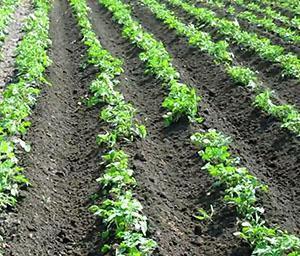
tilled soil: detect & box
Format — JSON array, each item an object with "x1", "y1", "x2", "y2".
[
  {"x1": 87, "y1": 1, "x2": 251, "y2": 255},
  {"x1": 1, "y1": 0, "x2": 102, "y2": 255},
  {"x1": 125, "y1": 0, "x2": 300, "y2": 236},
  {"x1": 197, "y1": 1, "x2": 300, "y2": 55},
  {"x1": 0, "y1": 0, "x2": 32, "y2": 90},
  {"x1": 162, "y1": 0, "x2": 300, "y2": 108},
  {"x1": 1, "y1": 0, "x2": 299, "y2": 256}
]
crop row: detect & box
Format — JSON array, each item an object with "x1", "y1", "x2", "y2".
[
  {"x1": 0, "y1": 0, "x2": 51, "y2": 209},
  {"x1": 70, "y1": 0, "x2": 300, "y2": 255},
  {"x1": 0, "y1": 0, "x2": 20, "y2": 58},
  {"x1": 139, "y1": 0, "x2": 300, "y2": 135},
  {"x1": 191, "y1": 130, "x2": 300, "y2": 255},
  {"x1": 99, "y1": 0, "x2": 204, "y2": 126},
  {"x1": 166, "y1": 0, "x2": 300, "y2": 79},
  {"x1": 69, "y1": 0, "x2": 157, "y2": 254},
  {"x1": 70, "y1": 0, "x2": 146, "y2": 147},
  {"x1": 199, "y1": 0, "x2": 300, "y2": 44},
  {"x1": 93, "y1": 0, "x2": 300, "y2": 254},
  {"x1": 99, "y1": 0, "x2": 300, "y2": 254},
  {"x1": 259, "y1": 0, "x2": 300, "y2": 16},
  {"x1": 224, "y1": 0, "x2": 300, "y2": 31},
  {"x1": 237, "y1": 11, "x2": 300, "y2": 44}
]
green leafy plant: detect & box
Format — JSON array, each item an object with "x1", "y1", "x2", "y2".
[
  {"x1": 162, "y1": 82, "x2": 202, "y2": 125},
  {"x1": 89, "y1": 150, "x2": 157, "y2": 255},
  {"x1": 227, "y1": 66, "x2": 257, "y2": 88},
  {"x1": 191, "y1": 130, "x2": 300, "y2": 255},
  {"x1": 0, "y1": 0, "x2": 51, "y2": 209},
  {"x1": 97, "y1": 102, "x2": 147, "y2": 147},
  {"x1": 254, "y1": 90, "x2": 300, "y2": 134},
  {"x1": 194, "y1": 205, "x2": 214, "y2": 222},
  {"x1": 70, "y1": 0, "x2": 146, "y2": 147},
  {"x1": 97, "y1": 150, "x2": 136, "y2": 193},
  {"x1": 167, "y1": 0, "x2": 300, "y2": 78},
  {"x1": 70, "y1": 1, "x2": 156, "y2": 254},
  {"x1": 99, "y1": 0, "x2": 202, "y2": 124}
]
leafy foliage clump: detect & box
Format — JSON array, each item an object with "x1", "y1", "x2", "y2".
[
  {"x1": 100, "y1": 0, "x2": 202, "y2": 125},
  {"x1": 90, "y1": 150, "x2": 157, "y2": 255},
  {"x1": 0, "y1": 0, "x2": 51, "y2": 208},
  {"x1": 191, "y1": 130, "x2": 300, "y2": 255},
  {"x1": 70, "y1": 1, "x2": 156, "y2": 254}
]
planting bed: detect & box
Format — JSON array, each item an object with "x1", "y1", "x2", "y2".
[
  {"x1": 0, "y1": 0, "x2": 299, "y2": 255},
  {"x1": 0, "y1": 0, "x2": 32, "y2": 89}
]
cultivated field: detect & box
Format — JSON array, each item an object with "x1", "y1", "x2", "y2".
[{"x1": 0, "y1": 0, "x2": 299, "y2": 255}]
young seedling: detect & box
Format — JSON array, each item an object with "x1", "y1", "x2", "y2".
[{"x1": 194, "y1": 205, "x2": 214, "y2": 222}]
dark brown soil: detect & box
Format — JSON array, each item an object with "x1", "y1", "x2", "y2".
[
  {"x1": 1, "y1": 0, "x2": 102, "y2": 255},
  {"x1": 197, "y1": 1, "x2": 300, "y2": 54},
  {"x1": 162, "y1": 0, "x2": 300, "y2": 109},
  {"x1": 1, "y1": 0, "x2": 299, "y2": 255},
  {"x1": 0, "y1": 0, "x2": 32, "y2": 90},
  {"x1": 223, "y1": 0, "x2": 299, "y2": 33},
  {"x1": 125, "y1": 0, "x2": 300, "y2": 237}
]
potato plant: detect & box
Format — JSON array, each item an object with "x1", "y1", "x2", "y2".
[
  {"x1": 141, "y1": 0, "x2": 300, "y2": 135},
  {"x1": 90, "y1": 150, "x2": 157, "y2": 255},
  {"x1": 191, "y1": 129, "x2": 300, "y2": 255},
  {"x1": 167, "y1": 0, "x2": 300, "y2": 79},
  {"x1": 70, "y1": 0, "x2": 146, "y2": 148},
  {"x1": 99, "y1": 0, "x2": 202, "y2": 125},
  {"x1": 0, "y1": 0, "x2": 51, "y2": 209},
  {"x1": 70, "y1": 1, "x2": 156, "y2": 254}
]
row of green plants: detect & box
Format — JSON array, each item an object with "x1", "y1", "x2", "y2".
[
  {"x1": 199, "y1": 0, "x2": 300, "y2": 44},
  {"x1": 0, "y1": 0, "x2": 51, "y2": 209},
  {"x1": 99, "y1": 0, "x2": 203, "y2": 126},
  {"x1": 223, "y1": 0, "x2": 300, "y2": 31},
  {"x1": 191, "y1": 129, "x2": 300, "y2": 255},
  {"x1": 0, "y1": 0, "x2": 20, "y2": 58},
  {"x1": 238, "y1": 11, "x2": 300, "y2": 44},
  {"x1": 69, "y1": 0, "x2": 157, "y2": 254},
  {"x1": 75, "y1": 1, "x2": 300, "y2": 255},
  {"x1": 76, "y1": 1, "x2": 299, "y2": 255},
  {"x1": 258, "y1": 0, "x2": 300, "y2": 17},
  {"x1": 90, "y1": 150, "x2": 157, "y2": 255},
  {"x1": 167, "y1": 0, "x2": 300, "y2": 79},
  {"x1": 70, "y1": 0, "x2": 146, "y2": 148},
  {"x1": 139, "y1": 0, "x2": 300, "y2": 135}
]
